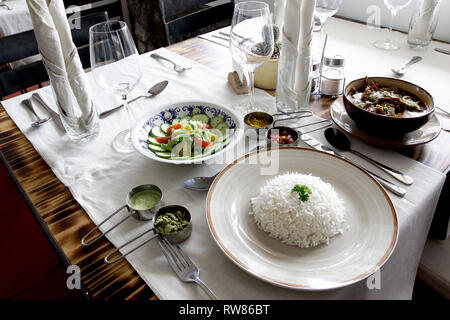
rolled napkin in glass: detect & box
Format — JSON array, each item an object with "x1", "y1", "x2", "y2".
[
  {"x1": 407, "y1": 0, "x2": 442, "y2": 49},
  {"x1": 276, "y1": 0, "x2": 316, "y2": 113},
  {"x1": 26, "y1": 0, "x2": 99, "y2": 142}
]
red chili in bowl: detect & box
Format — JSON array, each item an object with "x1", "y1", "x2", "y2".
[{"x1": 268, "y1": 128, "x2": 295, "y2": 144}]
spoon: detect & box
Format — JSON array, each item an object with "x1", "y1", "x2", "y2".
[
  {"x1": 99, "y1": 80, "x2": 169, "y2": 118},
  {"x1": 391, "y1": 56, "x2": 422, "y2": 76},
  {"x1": 324, "y1": 128, "x2": 414, "y2": 185},
  {"x1": 183, "y1": 172, "x2": 219, "y2": 191},
  {"x1": 21, "y1": 99, "x2": 52, "y2": 127},
  {"x1": 183, "y1": 145, "x2": 269, "y2": 191}
]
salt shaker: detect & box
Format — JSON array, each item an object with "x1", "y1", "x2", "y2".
[
  {"x1": 320, "y1": 55, "x2": 345, "y2": 96},
  {"x1": 310, "y1": 60, "x2": 321, "y2": 95}
]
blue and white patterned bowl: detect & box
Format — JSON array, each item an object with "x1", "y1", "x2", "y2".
[{"x1": 131, "y1": 101, "x2": 244, "y2": 164}]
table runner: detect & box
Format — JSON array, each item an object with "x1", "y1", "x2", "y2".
[{"x1": 2, "y1": 47, "x2": 445, "y2": 299}]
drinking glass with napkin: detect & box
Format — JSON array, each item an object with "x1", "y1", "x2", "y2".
[
  {"x1": 26, "y1": 0, "x2": 99, "y2": 142},
  {"x1": 276, "y1": 0, "x2": 316, "y2": 113}
]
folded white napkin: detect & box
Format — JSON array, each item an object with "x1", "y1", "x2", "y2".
[
  {"x1": 280, "y1": 0, "x2": 316, "y2": 108},
  {"x1": 293, "y1": 0, "x2": 315, "y2": 95},
  {"x1": 26, "y1": 0, "x2": 95, "y2": 130},
  {"x1": 408, "y1": 0, "x2": 441, "y2": 41}
]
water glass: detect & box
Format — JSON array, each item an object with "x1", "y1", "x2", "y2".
[
  {"x1": 90, "y1": 21, "x2": 142, "y2": 153},
  {"x1": 230, "y1": 1, "x2": 274, "y2": 112}
]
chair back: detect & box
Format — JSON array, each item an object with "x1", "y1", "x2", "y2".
[
  {"x1": 64, "y1": 0, "x2": 124, "y2": 20},
  {"x1": 158, "y1": 0, "x2": 234, "y2": 45},
  {"x1": 0, "y1": 11, "x2": 108, "y2": 100}
]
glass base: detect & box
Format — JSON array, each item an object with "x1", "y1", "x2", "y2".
[
  {"x1": 373, "y1": 39, "x2": 399, "y2": 51},
  {"x1": 112, "y1": 129, "x2": 135, "y2": 153},
  {"x1": 408, "y1": 41, "x2": 430, "y2": 50},
  {"x1": 234, "y1": 100, "x2": 272, "y2": 116}
]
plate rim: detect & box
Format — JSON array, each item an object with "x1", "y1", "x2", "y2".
[
  {"x1": 131, "y1": 100, "x2": 244, "y2": 164},
  {"x1": 206, "y1": 147, "x2": 399, "y2": 291},
  {"x1": 330, "y1": 98, "x2": 441, "y2": 148}
]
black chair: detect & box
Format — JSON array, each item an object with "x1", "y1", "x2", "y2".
[
  {"x1": 0, "y1": 12, "x2": 108, "y2": 100},
  {"x1": 64, "y1": 0, "x2": 124, "y2": 20},
  {"x1": 158, "y1": 0, "x2": 234, "y2": 45}
]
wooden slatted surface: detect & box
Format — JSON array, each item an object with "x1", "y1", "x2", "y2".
[{"x1": 0, "y1": 36, "x2": 449, "y2": 300}]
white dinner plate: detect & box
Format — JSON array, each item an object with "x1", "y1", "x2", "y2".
[{"x1": 206, "y1": 147, "x2": 398, "y2": 290}]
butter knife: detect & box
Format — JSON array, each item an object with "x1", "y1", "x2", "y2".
[
  {"x1": 301, "y1": 135, "x2": 406, "y2": 197},
  {"x1": 31, "y1": 93, "x2": 66, "y2": 133},
  {"x1": 434, "y1": 48, "x2": 450, "y2": 55}
]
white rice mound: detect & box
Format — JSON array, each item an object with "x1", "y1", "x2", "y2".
[{"x1": 249, "y1": 172, "x2": 347, "y2": 248}]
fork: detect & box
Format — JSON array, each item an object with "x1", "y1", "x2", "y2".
[
  {"x1": 22, "y1": 99, "x2": 52, "y2": 127},
  {"x1": 0, "y1": 3, "x2": 11, "y2": 10},
  {"x1": 150, "y1": 53, "x2": 192, "y2": 73},
  {"x1": 158, "y1": 236, "x2": 218, "y2": 300}
]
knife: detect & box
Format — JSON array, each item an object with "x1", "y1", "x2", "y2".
[
  {"x1": 31, "y1": 93, "x2": 66, "y2": 133},
  {"x1": 301, "y1": 135, "x2": 406, "y2": 197},
  {"x1": 434, "y1": 48, "x2": 450, "y2": 55}
]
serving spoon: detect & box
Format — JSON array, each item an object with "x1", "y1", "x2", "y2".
[
  {"x1": 324, "y1": 128, "x2": 414, "y2": 185},
  {"x1": 99, "y1": 80, "x2": 168, "y2": 118},
  {"x1": 183, "y1": 172, "x2": 219, "y2": 191},
  {"x1": 391, "y1": 56, "x2": 422, "y2": 76}
]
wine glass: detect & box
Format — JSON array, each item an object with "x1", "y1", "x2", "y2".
[
  {"x1": 374, "y1": 0, "x2": 412, "y2": 50},
  {"x1": 230, "y1": 1, "x2": 274, "y2": 112},
  {"x1": 315, "y1": 0, "x2": 343, "y2": 30},
  {"x1": 89, "y1": 21, "x2": 142, "y2": 153}
]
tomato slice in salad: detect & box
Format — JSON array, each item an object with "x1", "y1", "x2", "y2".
[
  {"x1": 156, "y1": 136, "x2": 170, "y2": 144},
  {"x1": 167, "y1": 123, "x2": 182, "y2": 134},
  {"x1": 194, "y1": 137, "x2": 212, "y2": 148},
  {"x1": 200, "y1": 124, "x2": 212, "y2": 129}
]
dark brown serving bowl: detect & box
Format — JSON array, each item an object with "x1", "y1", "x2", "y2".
[{"x1": 343, "y1": 77, "x2": 435, "y2": 136}]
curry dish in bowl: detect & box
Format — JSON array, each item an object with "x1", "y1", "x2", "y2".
[{"x1": 343, "y1": 77, "x2": 434, "y2": 135}]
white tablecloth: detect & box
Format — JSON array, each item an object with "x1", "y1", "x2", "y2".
[
  {"x1": 0, "y1": 0, "x2": 32, "y2": 36},
  {"x1": 2, "y1": 46, "x2": 445, "y2": 299},
  {"x1": 200, "y1": 18, "x2": 450, "y2": 130},
  {"x1": 322, "y1": 18, "x2": 450, "y2": 130}
]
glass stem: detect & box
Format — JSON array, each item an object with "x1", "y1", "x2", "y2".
[
  {"x1": 122, "y1": 93, "x2": 133, "y2": 135},
  {"x1": 247, "y1": 69, "x2": 255, "y2": 108},
  {"x1": 386, "y1": 11, "x2": 397, "y2": 44}
]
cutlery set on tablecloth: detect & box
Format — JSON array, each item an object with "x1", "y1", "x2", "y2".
[{"x1": 21, "y1": 53, "x2": 192, "y2": 131}]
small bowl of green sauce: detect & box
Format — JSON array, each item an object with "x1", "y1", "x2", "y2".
[
  {"x1": 127, "y1": 184, "x2": 164, "y2": 220},
  {"x1": 153, "y1": 205, "x2": 192, "y2": 243}
]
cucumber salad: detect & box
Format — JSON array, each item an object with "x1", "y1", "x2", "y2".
[{"x1": 147, "y1": 113, "x2": 234, "y2": 160}]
